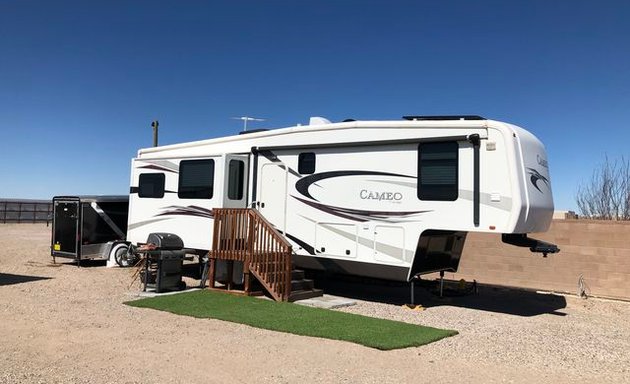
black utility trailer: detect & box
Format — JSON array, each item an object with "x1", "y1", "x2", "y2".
[{"x1": 51, "y1": 196, "x2": 129, "y2": 265}]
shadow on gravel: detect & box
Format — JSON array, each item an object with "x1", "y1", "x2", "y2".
[
  {"x1": 47, "y1": 259, "x2": 107, "y2": 268},
  {"x1": 308, "y1": 273, "x2": 567, "y2": 317},
  {"x1": 182, "y1": 262, "x2": 206, "y2": 279},
  {"x1": 0, "y1": 273, "x2": 52, "y2": 286}
]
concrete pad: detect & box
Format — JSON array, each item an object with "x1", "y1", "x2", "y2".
[{"x1": 294, "y1": 294, "x2": 356, "y2": 309}]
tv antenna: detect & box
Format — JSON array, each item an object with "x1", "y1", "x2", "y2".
[{"x1": 232, "y1": 116, "x2": 265, "y2": 131}]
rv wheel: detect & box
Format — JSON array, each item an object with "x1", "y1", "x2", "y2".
[{"x1": 111, "y1": 243, "x2": 134, "y2": 267}]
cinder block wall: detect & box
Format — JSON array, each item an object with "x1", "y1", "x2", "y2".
[{"x1": 438, "y1": 220, "x2": 630, "y2": 301}]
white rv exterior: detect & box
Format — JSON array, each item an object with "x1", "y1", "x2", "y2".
[{"x1": 126, "y1": 116, "x2": 556, "y2": 281}]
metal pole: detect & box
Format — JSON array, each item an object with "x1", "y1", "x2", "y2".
[
  {"x1": 439, "y1": 270, "x2": 445, "y2": 298},
  {"x1": 410, "y1": 280, "x2": 415, "y2": 306},
  {"x1": 151, "y1": 120, "x2": 159, "y2": 147}
]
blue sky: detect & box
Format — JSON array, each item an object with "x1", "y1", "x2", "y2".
[{"x1": 1, "y1": 1, "x2": 629, "y2": 211}]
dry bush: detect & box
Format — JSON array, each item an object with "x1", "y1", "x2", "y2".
[{"x1": 576, "y1": 156, "x2": 630, "y2": 220}]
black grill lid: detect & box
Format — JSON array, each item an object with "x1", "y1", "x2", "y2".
[{"x1": 146, "y1": 233, "x2": 184, "y2": 250}]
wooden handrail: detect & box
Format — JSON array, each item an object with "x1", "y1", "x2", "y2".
[{"x1": 211, "y1": 208, "x2": 292, "y2": 301}]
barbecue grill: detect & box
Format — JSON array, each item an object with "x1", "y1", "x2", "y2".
[{"x1": 140, "y1": 233, "x2": 186, "y2": 293}]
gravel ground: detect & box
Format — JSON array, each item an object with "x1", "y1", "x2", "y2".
[{"x1": 1, "y1": 223, "x2": 629, "y2": 384}]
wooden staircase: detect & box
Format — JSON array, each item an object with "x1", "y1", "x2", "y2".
[{"x1": 208, "y1": 208, "x2": 322, "y2": 302}]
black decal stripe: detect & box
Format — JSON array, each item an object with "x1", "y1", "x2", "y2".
[
  {"x1": 295, "y1": 170, "x2": 415, "y2": 201},
  {"x1": 156, "y1": 211, "x2": 211, "y2": 218},
  {"x1": 526, "y1": 168, "x2": 549, "y2": 193},
  {"x1": 155, "y1": 205, "x2": 214, "y2": 219},
  {"x1": 284, "y1": 233, "x2": 316, "y2": 255},
  {"x1": 292, "y1": 195, "x2": 430, "y2": 222}
]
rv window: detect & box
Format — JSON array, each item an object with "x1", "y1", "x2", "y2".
[
  {"x1": 227, "y1": 160, "x2": 245, "y2": 200},
  {"x1": 178, "y1": 159, "x2": 215, "y2": 199},
  {"x1": 298, "y1": 152, "x2": 316, "y2": 174},
  {"x1": 138, "y1": 173, "x2": 165, "y2": 198},
  {"x1": 418, "y1": 142, "x2": 458, "y2": 201}
]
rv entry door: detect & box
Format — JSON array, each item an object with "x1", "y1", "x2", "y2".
[
  {"x1": 259, "y1": 161, "x2": 288, "y2": 233},
  {"x1": 223, "y1": 154, "x2": 249, "y2": 209}
]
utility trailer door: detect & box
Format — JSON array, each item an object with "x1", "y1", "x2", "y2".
[{"x1": 52, "y1": 198, "x2": 80, "y2": 258}]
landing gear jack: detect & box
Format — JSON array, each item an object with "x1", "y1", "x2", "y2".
[{"x1": 404, "y1": 275, "x2": 424, "y2": 310}]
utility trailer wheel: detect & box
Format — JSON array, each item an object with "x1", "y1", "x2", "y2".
[{"x1": 111, "y1": 243, "x2": 135, "y2": 267}]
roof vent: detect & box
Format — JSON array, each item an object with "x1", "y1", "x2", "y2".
[
  {"x1": 309, "y1": 116, "x2": 332, "y2": 125},
  {"x1": 238, "y1": 128, "x2": 269, "y2": 135},
  {"x1": 402, "y1": 115, "x2": 486, "y2": 121}
]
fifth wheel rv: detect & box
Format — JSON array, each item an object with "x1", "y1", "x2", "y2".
[{"x1": 126, "y1": 116, "x2": 558, "y2": 282}]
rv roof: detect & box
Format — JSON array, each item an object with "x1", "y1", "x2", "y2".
[
  {"x1": 402, "y1": 115, "x2": 486, "y2": 121},
  {"x1": 137, "y1": 118, "x2": 495, "y2": 156}
]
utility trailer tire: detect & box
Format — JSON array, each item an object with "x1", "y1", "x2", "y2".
[{"x1": 111, "y1": 243, "x2": 134, "y2": 267}]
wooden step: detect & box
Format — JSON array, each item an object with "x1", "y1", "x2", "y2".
[
  {"x1": 291, "y1": 269, "x2": 305, "y2": 280},
  {"x1": 291, "y1": 278, "x2": 314, "y2": 291},
  {"x1": 288, "y1": 288, "x2": 324, "y2": 302}
]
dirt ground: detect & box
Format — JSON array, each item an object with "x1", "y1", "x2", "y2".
[{"x1": 1, "y1": 224, "x2": 629, "y2": 384}]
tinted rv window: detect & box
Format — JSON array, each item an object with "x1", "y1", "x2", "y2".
[
  {"x1": 227, "y1": 160, "x2": 245, "y2": 200},
  {"x1": 298, "y1": 152, "x2": 316, "y2": 174},
  {"x1": 138, "y1": 173, "x2": 165, "y2": 198},
  {"x1": 418, "y1": 142, "x2": 458, "y2": 201},
  {"x1": 178, "y1": 159, "x2": 215, "y2": 199}
]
